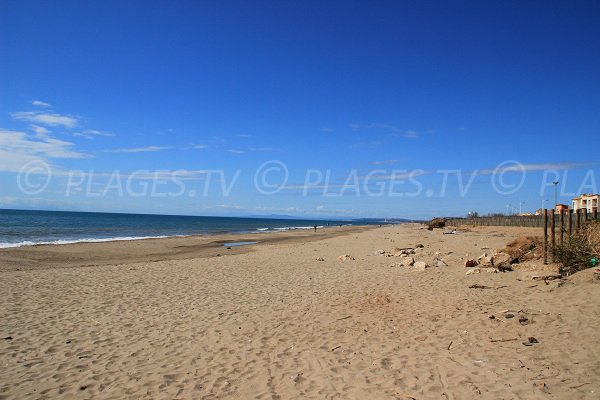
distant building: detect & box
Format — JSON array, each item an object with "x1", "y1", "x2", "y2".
[
  {"x1": 555, "y1": 204, "x2": 569, "y2": 213},
  {"x1": 571, "y1": 194, "x2": 599, "y2": 213}
]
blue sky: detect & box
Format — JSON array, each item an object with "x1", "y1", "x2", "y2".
[{"x1": 1, "y1": 0, "x2": 599, "y2": 219}]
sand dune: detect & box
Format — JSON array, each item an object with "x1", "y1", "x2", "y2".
[{"x1": 1, "y1": 224, "x2": 599, "y2": 399}]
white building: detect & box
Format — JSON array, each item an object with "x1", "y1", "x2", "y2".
[{"x1": 571, "y1": 194, "x2": 599, "y2": 213}]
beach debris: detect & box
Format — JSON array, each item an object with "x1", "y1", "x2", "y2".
[
  {"x1": 496, "y1": 262, "x2": 513, "y2": 272},
  {"x1": 464, "y1": 259, "x2": 478, "y2": 268},
  {"x1": 534, "y1": 382, "x2": 549, "y2": 393},
  {"x1": 489, "y1": 315, "x2": 496, "y2": 319},
  {"x1": 519, "y1": 316, "x2": 529, "y2": 325},
  {"x1": 80, "y1": 385, "x2": 88, "y2": 391},
  {"x1": 316, "y1": 257, "x2": 325, "y2": 261},
  {"x1": 503, "y1": 236, "x2": 542, "y2": 262},
  {"x1": 389, "y1": 262, "x2": 403, "y2": 267},
  {"x1": 504, "y1": 313, "x2": 515, "y2": 319},
  {"x1": 337, "y1": 254, "x2": 355, "y2": 261},
  {"x1": 466, "y1": 268, "x2": 480, "y2": 275},
  {"x1": 415, "y1": 243, "x2": 424, "y2": 248},
  {"x1": 331, "y1": 345, "x2": 342, "y2": 351},
  {"x1": 336, "y1": 315, "x2": 352, "y2": 321},
  {"x1": 413, "y1": 261, "x2": 429, "y2": 271},
  {"x1": 427, "y1": 218, "x2": 446, "y2": 230},
  {"x1": 490, "y1": 337, "x2": 519, "y2": 343},
  {"x1": 433, "y1": 258, "x2": 448, "y2": 267},
  {"x1": 3, "y1": 336, "x2": 13, "y2": 341},
  {"x1": 374, "y1": 249, "x2": 386, "y2": 255},
  {"x1": 522, "y1": 336, "x2": 539, "y2": 346},
  {"x1": 400, "y1": 257, "x2": 415, "y2": 267},
  {"x1": 447, "y1": 341, "x2": 453, "y2": 350},
  {"x1": 531, "y1": 274, "x2": 562, "y2": 281},
  {"x1": 469, "y1": 284, "x2": 492, "y2": 289},
  {"x1": 477, "y1": 253, "x2": 493, "y2": 267}
]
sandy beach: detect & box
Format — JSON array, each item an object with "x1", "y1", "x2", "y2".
[{"x1": 1, "y1": 223, "x2": 599, "y2": 399}]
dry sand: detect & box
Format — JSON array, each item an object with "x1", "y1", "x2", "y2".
[{"x1": 1, "y1": 223, "x2": 599, "y2": 399}]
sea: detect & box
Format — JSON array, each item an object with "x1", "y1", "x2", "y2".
[{"x1": 0, "y1": 209, "x2": 361, "y2": 248}]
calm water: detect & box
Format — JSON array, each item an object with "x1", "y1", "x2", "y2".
[{"x1": 0, "y1": 209, "x2": 358, "y2": 248}]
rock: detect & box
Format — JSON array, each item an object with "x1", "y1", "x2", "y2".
[
  {"x1": 337, "y1": 255, "x2": 355, "y2": 261},
  {"x1": 316, "y1": 257, "x2": 325, "y2": 261},
  {"x1": 477, "y1": 253, "x2": 493, "y2": 267},
  {"x1": 415, "y1": 243, "x2": 424, "y2": 248},
  {"x1": 466, "y1": 268, "x2": 480, "y2": 275},
  {"x1": 464, "y1": 259, "x2": 478, "y2": 268},
  {"x1": 374, "y1": 249, "x2": 386, "y2": 255},
  {"x1": 400, "y1": 257, "x2": 415, "y2": 267},
  {"x1": 413, "y1": 261, "x2": 429, "y2": 271},
  {"x1": 482, "y1": 268, "x2": 499, "y2": 273},
  {"x1": 427, "y1": 218, "x2": 446, "y2": 230},
  {"x1": 493, "y1": 252, "x2": 512, "y2": 265},
  {"x1": 433, "y1": 258, "x2": 448, "y2": 267},
  {"x1": 389, "y1": 262, "x2": 403, "y2": 267},
  {"x1": 496, "y1": 262, "x2": 513, "y2": 272}
]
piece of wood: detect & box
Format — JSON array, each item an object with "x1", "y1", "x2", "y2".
[
  {"x1": 559, "y1": 210, "x2": 564, "y2": 245},
  {"x1": 490, "y1": 338, "x2": 518, "y2": 343},
  {"x1": 550, "y1": 209, "x2": 556, "y2": 262},
  {"x1": 543, "y1": 209, "x2": 548, "y2": 265}
]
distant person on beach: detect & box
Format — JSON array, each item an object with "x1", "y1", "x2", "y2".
[{"x1": 314, "y1": 224, "x2": 317, "y2": 232}]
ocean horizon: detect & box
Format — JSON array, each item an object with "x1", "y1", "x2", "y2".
[{"x1": 0, "y1": 209, "x2": 367, "y2": 248}]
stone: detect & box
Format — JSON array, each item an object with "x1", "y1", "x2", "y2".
[
  {"x1": 482, "y1": 268, "x2": 499, "y2": 273},
  {"x1": 316, "y1": 257, "x2": 325, "y2": 261},
  {"x1": 477, "y1": 253, "x2": 493, "y2": 267},
  {"x1": 415, "y1": 243, "x2": 424, "y2": 248},
  {"x1": 466, "y1": 268, "x2": 481, "y2": 275},
  {"x1": 400, "y1": 257, "x2": 415, "y2": 267},
  {"x1": 413, "y1": 261, "x2": 429, "y2": 271},
  {"x1": 389, "y1": 262, "x2": 403, "y2": 268},
  {"x1": 337, "y1": 255, "x2": 355, "y2": 261},
  {"x1": 464, "y1": 259, "x2": 478, "y2": 268},
  {"x1": 493, "y1": 252, "x2": 512, "y2": 265},
  {"x1": 433, "y1": 258, "x2": 448, "y2": 267},
  {"x1": 374, "y1": 249, "x2": 386, "y2": 255}
]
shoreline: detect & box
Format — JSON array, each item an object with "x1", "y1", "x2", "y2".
[{"x1": 0, "y1": 224, "x2": 375, "y2": 272}]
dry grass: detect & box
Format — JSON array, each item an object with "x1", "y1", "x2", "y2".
[{"x1": 553, "y1": 220, "x2": 600, "y2": 275}]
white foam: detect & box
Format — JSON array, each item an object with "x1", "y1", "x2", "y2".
[{"x1": 0, "y1": 235, "x2": 187, "y2": 249}]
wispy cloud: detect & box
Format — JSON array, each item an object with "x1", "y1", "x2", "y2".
[
  {"x1": 105, "y1": 146, "x2": 171, "y2": 153},
  {"x1": 321, "y1": 127, "x2": 334, "y2": 133},
  {"x1": 192, "y1": 144, "x2": 208, "y2": 149},
  {"x1": 31, "y1": 125, "x2": 51, "y2": 136},
  {"x1": 0, "y1": 129, "x2": 87, "y2": 172},
  {"x1": 371, "y1": 159, "x2": 400, "y2": 166},
  {"x1": 236, "y1": 134, "x2": 252, "y2": 138},
  {"x1": 11, "y1": 111, "x2": 79, "y2": 129},
  {"x1": 350, "y1": 123, "x2": 419, "y2": 139},
  {"x1": 72, "y1": 129, "x2": 115, "y2": 139},
  {"x1": 477, "y1": 162, "x2": 591, "y2": 175},
  {"x1": 228, "y1": 149, "x2": 246, "y2": 154},
  {"x1": 31, "y1": 100, "x2": 52, "y2": 107}
]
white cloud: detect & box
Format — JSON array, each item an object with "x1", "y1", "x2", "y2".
[
  {"x1": 31, "y1": 100, "x2": 52, "y2": 107},
  {"x1": 228, "y1": 149, "x2": 246, "y2": 154},
  {"x1": 0, "y1": 129, "x2": 87, "y2": 172},
  {"x1": 105, "y1": 146, "x2": 171, "y2": 153},
  {"x1": 11, "y1": 111, "x2": 79, "y2": 129},
  {"x1": 72, "y1": 129, "x2": 115, "y2": 139},
  {"x1": 31, "y1": 125, "x2": 51, "y2": 136},
  {"x1": 404, "y1": 130, "x2": 419, "y2": 139},
  {"x1": 237, "y1": 134, "x2": 252, "y2": 138},
  {"x1": 321, "y1": 127, "x2": 334, "y2": 133},
  {"x1": 477, "y1": 162, "x2": 589, "y2": 175},
  {"x1": 371, "y1": 159, "x2": 400, "y2": 166},
  {"x1": 192, "y1": 144, "x2": 208, "y2": 149}
]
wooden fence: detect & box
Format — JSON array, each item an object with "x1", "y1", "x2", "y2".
[{"x1": 447, "y1": 208, "x2": 599, "y2": 265}]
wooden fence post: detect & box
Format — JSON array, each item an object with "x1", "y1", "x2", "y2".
[
  {"x1": 594, "y1": 207, "x2": 598, "y2": 221},
  {"x1": 568, "y1": 209, "x2": 573, "y2": 241},
  {"x1": 550, "y1": 209, "x2": 556, "y2": 262},
  {"x1": 575, "y1": 209, "x2": 580, "y2": 231},
  {"x1": 559, "y1": 210, "x2": 564, "y2": 245},
  {"x1": 543, "y1": 209, "x2": 548, "y2": 265}
]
